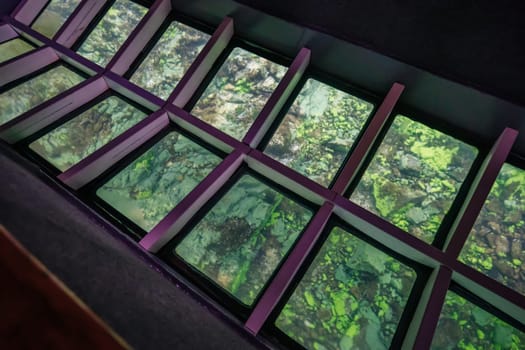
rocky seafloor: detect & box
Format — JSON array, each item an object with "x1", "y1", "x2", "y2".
[
  {"x1": 29, "y1": 95, "x2": 147, "y2": 171},
  {"x1": 264, "y1": 78, "x2": 374, "y2": 187},
  {"x1": 350, "y1": 115, "x2": 478, "y2": 244},
  {"x1": 0, "y1": 65, "x2": 84, "y2": 126},
  {"x1": 191, "y1": 47, "x2": 287, "y2": 140}
]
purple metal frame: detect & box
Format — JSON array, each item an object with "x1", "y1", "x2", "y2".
[
  {"x1": 140, "y1": 149, "x2": 247, "y2": 252},
  {"x1": 168, "y1": 17, "x2": 234, "y2": 108},
  {"x1": 0, "y1": 76, "x2": 107, "y2": 143},
  {"x1": 58, "y1": 109, "x2": 169, "y2": 189},
  {"x1": 445, "y1": 127, "x2": 519, "y2": 258},
  {"x1": 332, "y1": 82, "x2": 404, "y2": 194},
  {"x1": 108, "y1": 0, "x2": 170, "y2": 75},
  {"x1": 245, "y1": 201, "x2": 334, "y2": 334},
  {"x1": 2, "y1": 1, "x2": 524, "y2": 349},
  {"x1": 409, "y1": 266, "x2": 452, "y2": 349},
  {"x1": 243, "y1": 47, "x2": 310, "y2": 148}
]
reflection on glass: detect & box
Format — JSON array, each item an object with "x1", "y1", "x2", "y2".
[
  {"x1": 130, "y1": 21, "x2": 210, "y2": 99},
  {"x1": 276, "y1": 227, "x2": 417, "y2": 350},
  {"x1": 459, "y1": 163, "x2": 525, "y2": 294},
  {"x1": 191, "y1": 47, "x2": 287, "y2": 140},
  {"x1": 29, "y1": 96, "x2": 147, "y2": 171},
  {"x1": 0, "y1": 38, "x2": 34, "y2": 64},
  {"x1": 77, "y1": 0, "x2": 147, "y2": 67},
  {"x1": 264, "y1": 79, "x2": 374, "y2": 187},
  {"x1": 97, "y1": 132, "x2": 221, "y2": 232},
  {"x1": 350, "y1": 115, "x2": 478, "y2": 243},
  {"x1": 431, "y1": 290, "x2": 525, "y2": 350},
  {"x1": 0, "y1": 65, "x2": 84, "y2": 126},
  {"x1": 31, "y1": 0, "x2": 81, "y2": 38},
  {"x1": 175, "y1": 174, "x2": 312, "y2": 305}
]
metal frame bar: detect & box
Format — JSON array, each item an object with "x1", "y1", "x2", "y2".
[
  {"x1": 243, "y1": 47, "x2": 310, "y2": 148},
  {"x1": 245, "y1": 201, "x2": 334, "y2": 334},
  {"x1": 332, "y1": 82, "x2": 404, "y2": 194},
  {"x1": 444, "y1": 127, "x2": 519, "y2": 258}
]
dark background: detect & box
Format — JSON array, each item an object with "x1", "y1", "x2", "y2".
[{"x1": 236, "y1": 0, "x2": 525, "y2": 108}]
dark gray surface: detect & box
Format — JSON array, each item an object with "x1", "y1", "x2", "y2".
[
  {"x1": 0, "y1": 0, "x2": 19, "y2": 16},
  {"x1": 0, "y1": 145, "x2": 263, "y2": 350}
]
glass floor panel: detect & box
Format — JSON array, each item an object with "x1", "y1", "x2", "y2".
[
  {"x1": 175, "y1": 174, "x2": 313, "y2": 305},
  {"x1": 350, "y1": 115, "x2": 478, "y2": 244},
  {"x1": 276, "y1": 226, "x2": 417, "y2": 350},
  {"x1": 29, "y1": 95, "x2": 148, "y2": 171},
  {"x1": 130, "y1": 21, "x2": 210, "y2": 99},
  {"x1": 191, "y1": 47, "x2": 287, "y2": 140},
  {"x1": 264, "y1": 78, "x2": 374, "y2": 187},
  {"x1": 459, "y1": 163, "x2": 525, "y2": 295},
  {"x1": 0, "y1": 65, "x2": 84, "y2": 126},
  {"x1": 77, "y1": 0, "x2": 147, "y2": 67},
  {"x1": 96, "y1": 132, "x2": 222, "y2": 232},
  {"x1": 31, "y1": 0, "x2": 81, "y2": 38},
  {"x1": 0, "y1": 38, "x2": 34, "y2": 64},
  {"x1": 431, "y1": 290, "x2": 525, "y2": 350}
]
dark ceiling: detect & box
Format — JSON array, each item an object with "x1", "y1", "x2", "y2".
[{"x1": 236, "y1": 0, "x2": 525, "y2": 109}]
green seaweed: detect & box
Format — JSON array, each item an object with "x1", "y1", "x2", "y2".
[
  {"x1": 0, "y1": 38, "x2": 34, "y2": 64},
  {"x1": 350, "y1": 114, "x2": 478, "y2": 243},
  {"x1": 265, "y1": 79, "x2": 374, "y2": 187},
  {"x1": 276, "y1": 226, "x2": 417, "y2": 349},
  {"x1": 77, "y1": 0, "x2": 147, "y2": 66},
  {"x1": 97, "y1": 132, "x2": 222, "y2": 232},
  {"x1": 175, "y1": 174, "x2": 312, "y2": 305},
  {"x1": 0, "y1": 65, "x2": 84, "y2": 126},
  {"x1": 31, "y1": 0, "x2": 81, "y2": 38},
  {"x1": 29, "y1": 96, "x2": 147, "y2": 171},
  {"x1": 191, "y1": 47, "x2": 287, "y2": 140},
  {"x1": 459, "y1": 163, "x2": 525, "y2": 295},
  {"x1": 431, "y1": 290, "x2": 525, "y2": 350},
  {"x1": 130, "y1": 21, "x2": 210, "y2": 99}
]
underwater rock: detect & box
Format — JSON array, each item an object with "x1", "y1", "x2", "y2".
[
  {"x1": 511, "y1": 239, "x2": 522, "y2": 260},
  {"x1": 399, "y1": 154, "x2": 422, "y2": 174},
  {"x1": 494, "y1": 235, "x2": 510, "y2": 255},
  {"x1": 406, "y1": 207, "x2": 428, "y2": 224}
]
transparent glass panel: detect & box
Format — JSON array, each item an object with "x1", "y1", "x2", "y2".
[
  {"x1": 264, "y1": 79, "x2": 374, "y2": 187},
  {"x1": 175, "y1": 174, "x2": 313, "y2": 305},
  {"x1": 191, "y1": 47, "x2": 287, "y2": 140},
  {"x1": 350, "y1": 115, "x2": 478, "y2": 243},
  {"x1": 29, "y1": 96, "x2": 147, "y2": 171},
  {"x1": 431, "y1": 290, "x2": 525, "y2": 350},
  {"x1": 0, "y1": 38, "x2": 34, "y2": 64},
  {"x1": 276, "y1": 226, "x2": 417, "y2": 350},
  {"x1": 31, "y1": 0, "x2": 81, "y2": 38},
  {"x1": 130, "y1": 21, "x2": 210, "y2": 99},
  {"x1": 97, "y1": 132, "x2": 221, "y2": 232},
  {"x1": 459, "y1": 163, "x2": 525, "y2": 294},
  {"x1": 77, "y1": 0, "x2": 147, "y2": 67},
  {"x1": 0, "y1": 65, "x2": 84, "y2": 126}
]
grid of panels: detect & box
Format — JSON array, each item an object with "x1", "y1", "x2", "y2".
[{"x1": 1, "y1": 1, "x2": 524, "y2": 349}]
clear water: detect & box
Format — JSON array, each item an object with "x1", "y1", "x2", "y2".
[
  {"x1": 459, "y1": 163, "x2": 525, "y2": 294},
  {"x1": 96, "y1": 132, "x2": 222, "y2": 232},
  {"x1": 276, "y1": 226, "x2": 417, "y2": 350},
  {"x1": 175, "y1": 174, "x2": 313, "y2": 305},
  {"x1": 77, "y1": 0, "x2": 147, "y2": 67},
  {"x1": 431, "y1": 290, "x2": 525, "y2": 350},
  {"x1": 0, "y1": 65, "x2": 84, "y2": 126},
  {"x1": 264, "y1": 78, "x2": 374, "y2": 187},
  {"x1": 130, "y1": 21, "x2": 210, "y2": 99},
  {"x1": 350, "y1": 115, "x2": 478, "y2": 243},
  {"x1": 191, "y1": 47, "x2": 287, "y2": 140},
  {"x1": 31, "y1": 0, "x2": 81, "y2": 38},
  {"x1": 29, "y1": 96, "x2": 147, "y2": 171},
  {"x1": 0, "y1": 38, "x2": 34, "y2": 64}
]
